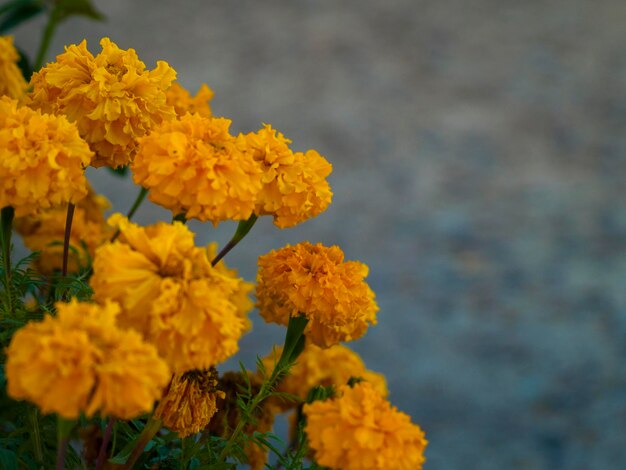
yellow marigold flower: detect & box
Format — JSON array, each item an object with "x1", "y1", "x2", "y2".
[
  {"x1": 304, "y1": 382, "x2": 428, "y2": 470},
  {"x1": 132, "y1": 114, "x2": 262, "y2": 224},
  {"x1": 14, "y1": 186, "x2": 111, "y2": 274},
  {"x1": 0, "y1": 36, "x2": 27, "y2": 99},
  {"x1": 241, "y1": 125, "x2": 333, "y2": 228},
  {"x1": 90, "y1": 215, "x2": 248, "y2": 372},
  {"x1": 207, "y1": 371, "x2": 275, "y2": 470},
  {"x1": 0, "y1": 96, "x2": 91, "y2": 217},
  {"x1": 256, "y1": 242, "x2": 379, "y2": 347},
  {"x1": 166, "y1": 82, "x2": 214, "y2": 117},
  {"x1": 28, "y1": 37, "x2": 176, "y2": 168},
  {"x1": 154, "y1": 367, "x2": 223, "y2": 438},
  {"x1": 261, "y1": 343, "x2": 387, "y2": 411},
  {"x1": 5, "y1": 300, "x2": 170, "y2": 419}
]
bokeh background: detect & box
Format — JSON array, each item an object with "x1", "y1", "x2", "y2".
[{"x1": 13, "y1": 1, "x2": 626, "y2": 468}]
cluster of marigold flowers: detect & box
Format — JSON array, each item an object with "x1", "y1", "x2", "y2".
[{"x1": 0, "y1": 35, "x2": 427, "y2": 469}]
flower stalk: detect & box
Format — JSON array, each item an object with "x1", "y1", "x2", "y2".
[
  {"x1": 61, "y1": 203, "x2": 75, "y2": 277},
  {"x1": 212, "y1": 214, "x2": 257, "y2": 266},
  {"x1": 1, "y1": 206, "x2": 14, "y2": 314},
  {"x1": 218, "y1": 314, "x2": 308, "y2": 463},
  {"x1": 95, "y1": 417, "x2": 116, "y2": 470},
  {"x1": 120, "y1": 415, "x2": 163, "y2": 470}
]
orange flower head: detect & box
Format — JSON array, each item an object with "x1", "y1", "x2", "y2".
[
  {"x1": 5, "y1": 300, "x2": 170, "y2": 419},
  {"x1": 28, "y1": 37, "x2": 176, "y2": 168},
  {"x1": 0, "y1": 96, "x2": 91, "y2": 217},
  {"x1": 241, "y1": 125, "x2": 333, "y2": 228},
  {"x1": 304, "y1": 382, "x2": 428, "y2": 470},
  {"x1": 132, "y1": 114, "x2": 262, "y2": 224},
  {"x1": 256, "y1": 242, "x2": 379, "y2": 347},
  {"x1": 166, "y1": 82, "x2": 214, "y2": 117},
  {"x1": 90, "y1": 214, "x2": 249, "y2": 372}
]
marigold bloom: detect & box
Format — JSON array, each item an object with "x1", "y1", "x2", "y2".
[
  {"x1": 261, "y1": 343, "x2": 387, "y2": 411},
  {"x1": 5, "y1": 300, "x2": 170, "y2": 419},
  {"x1": 0, "y1": 36, "x2": 27, "y2": 99},
  {"x1": 0, "y1": 96, "x2": 91, "y2": 217},
  {"x1": 154, "y1": 367, "x2": 223, "y2": 438},
  {"x1": 132, "y1": 114, "x2": 262, "y2": 224},
  {"x1": 304, "y1": 382, "x2": 428, "y2": 470},
  {"x1": 90, "y1": 215, "x2": 250, "y2": 372},
  {"x1": 241, "y1": 125, "x2": 333, "y2": 228},
  {"x1": 15, "y1": 186, "x2": 111, "y2": 274},
  {"x1": 256, "y1": 242, "x2": 379, "y2": 347},
  {"x1": 166, "y1": 82, "x2": 214, "y2": 117},
  {"x1": 28, "y1": 37, "x2": 176, "y2": 168}
]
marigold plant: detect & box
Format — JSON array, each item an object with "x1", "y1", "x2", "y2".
[{"x1": 0, "y1": 18, "x2": 427, "y2": 469}]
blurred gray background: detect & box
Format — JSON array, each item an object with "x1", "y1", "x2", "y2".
[{"x1": 13, "y1": 1, "x2": 626, "y2": 468}]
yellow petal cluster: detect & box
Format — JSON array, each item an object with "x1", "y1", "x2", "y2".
[
  {"x1": 241, "y1": 125, "x2": 333, "y2": 228},
  {"x1": 0, "y1": 96, "x2": 91, "y2": 217},
  {"x1": 256, "y1": 242, "x2": 379, "y2": 347},
  {"x1": 28, "y1": 37, "x2": 176, "y2": 168},
  {"x1": 154, "y1": 367, "x2": 223, "y2": 438},
  {"x1": 304, "y1": 382, "x2": 428, "y2": 470},
  {"x1": 14, "y1": 186, "x2": 111, "y2": 274},
  {"x1": 261, "y1": 343, "x2": 387, "y2": 411},
  {"x1": 132, "y1": 114, "x2": 262, "y2": 224},
  {"x1": 166, "y1": 82, "x2": 214, "y2": 117},
  {"x1": 5, "y1": 300, "x2": 170, "y2": 419},
  {"x1": 90, "y1": 215, "x2": 249, "y2": 372},
  {"x1": 0, "y1": 36, "x2": 27, "y2": 99}
]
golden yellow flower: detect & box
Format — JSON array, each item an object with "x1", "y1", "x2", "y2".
[
  {"x1": 166, "y1": 82, "x2": 214, "y2": 117},
  {"x1": 261, "y1": 343, "x2": 387, "y2": 411},
  {"x1": 28, "y1": 37, "x2": 176, "y2": 168},
  {"x1": 5, "y1": 300, "x2": 170, "y2": 419},
  {"x1": 90, "y1": 215, "x2": 249, "y2": 372},
  {"x1": 241, "y1": 125, "x2": 333, "y2": 228},
  {"x1": 14, "y1": 185, "x2": 111, "y2": 274},
  {"x1": 0, "y1": 96, "x2": 91, "y2": 217},
  {"x1": 154, "y1": 367, "x2": 223, "y2": 438},
  {"x1": 256, "y1": 242, "x2": 379, "y2": 347},
  {"x1": 132, "y1": 114, "x2": 262, "y2": 224},
  {"x1": 207, "y1": 371, "x2": 275, "y2": 470},
  {"x1": 304, "y1": 382, "x2": 428, "y2": 470},
  {"x1": 0, "y1": 36, "x2": 27, "y2": 99}
]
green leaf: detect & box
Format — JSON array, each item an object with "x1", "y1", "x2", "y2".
[
  {"x1": 0, "y1": 448, "x2": 18, "y2": 469},
  {"x1": 0, "y1": 1, "x2": 45, "y2": 34},
  {"x1": 54, "y1": 0, "x2": 104, "y2": 21}
]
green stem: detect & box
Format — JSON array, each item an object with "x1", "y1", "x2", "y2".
[
  {"x1": 56, "y1": 418, "x2": 74, "y2": 470},
  {"x1": 95, "y1": 417, "x2": 115, "y2": 470},
  {"x1": 29, "y1": 407, "x2": 43, "y2": 466},
  {"x1": 110, "y1": 187, "x2": 148, "y2": 242},
  {"x1": 1, "y1": 206, "x2": 14, "y2": 315},
  {"x1": 61, "y1": 203, "x2": 75, "y2": 278},
  {"x1": 120, "y1": 416, "x2": 162, "y2": 470},
  {"x1": 127, "y1": 186, "x2": 148, "y2": 221},
  {"x1": 34, "y1": 7, "x2": 60, "y2": 70},
  {"x1": 211, "y1": 214, "x2": 257, "y2": 266},
  {"x1": 218, "y1": 315, "x2": 308, "y2": 463}
]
